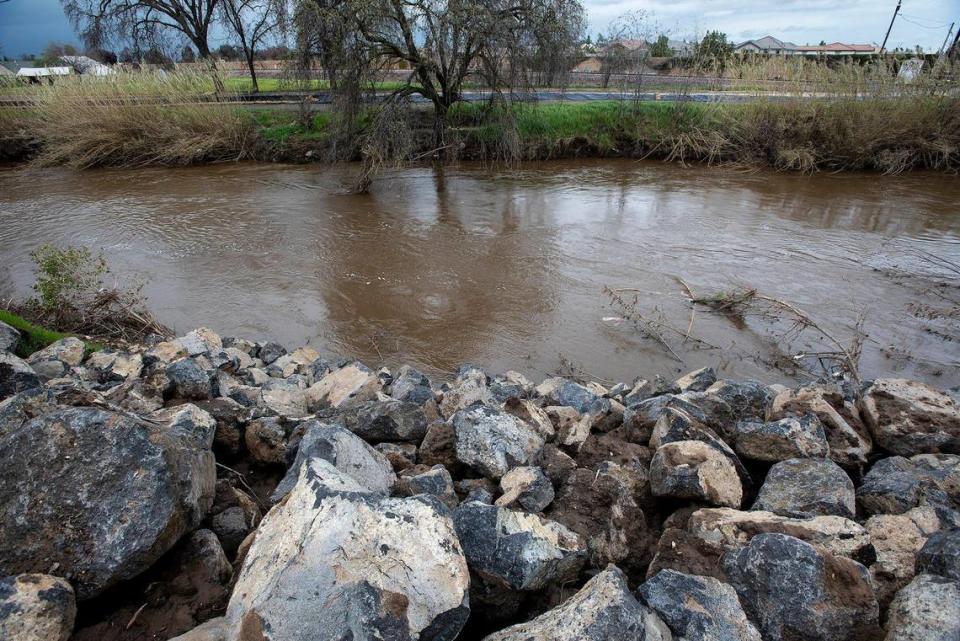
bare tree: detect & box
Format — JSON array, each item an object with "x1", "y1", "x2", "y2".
[
  {"x1": 301, "y1": 0, "x2": 584, "y2": 122},
  {"x1": 60, "y1": 0, "x2": 221, "y2": 59},
  {"x1": 219, "y1": 0, "x2": 280, "y2": 92}
]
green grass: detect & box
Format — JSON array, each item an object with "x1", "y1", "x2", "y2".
[
  {"x1": 250, "y1": 109, "x2": 334, "y2": 144},
  {"x1": 450, "y1": 100, "x2": 716, "y2": 153},
  {"x1": 0, "y1": 309, "x2": 76, "y2": 358},
  {"x1": 223, "y1": 77, "x2": 412, "y2": 93},
  {"x1": 0, "y1": 310, "x2": 104, "y2": 358}
]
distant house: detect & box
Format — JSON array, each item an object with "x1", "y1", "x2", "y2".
[
  {"x1": 796, "y1": 43, "x2": 879, "y2": 56},
  {"x1": 59, "y1": 55, "x2": 114, "y2": 76},
  {"x1": 572, "y1": 56, "x2": 603, "y2": 73},
  {"x1": 667, "y1": 39, "x2": 696, "y2": 57},
  {"x1": 603, "y1": 39, "x2": 649, "y2": 55},
  {"x1": 15, "y1": 66, "x2": 72, "y2": 84},
  {"x1": 734, "y1": 36, "x2": 798, "y2": 55}
]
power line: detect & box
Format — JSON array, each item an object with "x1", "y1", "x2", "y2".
[{"x1": 898, "y1": 15, "x2": 952, "y2": 30}]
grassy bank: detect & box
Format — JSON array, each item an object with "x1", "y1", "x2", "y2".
[
  {"x1": 0, "y1": 309, "x2": 84, "y2": 358},
  {"x1": 1, "y1": 71, "x2": 957, "y2": 173}
]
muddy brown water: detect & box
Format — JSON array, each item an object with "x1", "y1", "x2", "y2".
[{"x1": 1, "y1": 160, "x2": 958, "y2": 388}]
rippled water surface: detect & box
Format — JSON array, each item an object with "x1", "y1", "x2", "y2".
[{"x1": 1, "y1": 160, "x2": 957, "y2": 386}]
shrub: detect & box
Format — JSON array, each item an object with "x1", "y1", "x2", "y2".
[
  {"x1": 30, "y1": 244, "x2": 107, "y2": 311},
  {"x1": 8, "y1": 244, "x2": 170, "y2": 342}
]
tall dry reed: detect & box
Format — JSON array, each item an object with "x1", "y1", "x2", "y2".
[{"x1": 25, "y1": 71, "x2": 257, "y2": 168}]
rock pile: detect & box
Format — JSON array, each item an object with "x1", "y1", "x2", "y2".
[{"x1": 1, "y1": 321, "x2": 958, "y2": 641}]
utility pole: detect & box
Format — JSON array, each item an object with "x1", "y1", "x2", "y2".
[
  {"x1": 880, "y1": 0, "x2": 902, "y2": 54},
  {"x1": 936, "y1": 23, "x2": 955, "y2": 59},
  {"x1": 950, "y1": 21, "x2": 960, "y2": 60}
]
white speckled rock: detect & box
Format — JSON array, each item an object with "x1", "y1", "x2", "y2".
[
  {"x1": 305, "y1": 362, "x2": 380, "y2": 411},
  {"x1": 861, "y1": 379, "x2": 960, "y2": 456},
  {"x1": 439, "y1": 367, "x2": 493, "y2": 418},
  {"x1": 884, "y1": 573, "x2": 960, "y2": 641},
  {"x1": 687, "y1": 507, "x2": 872, "y2": 560},
  {"x1": 227, "y1": 459, "x2": 470, "y2": 641},
  {"x1": 453, "y1": 404, "x2": 544, "y2": 479},
  {"x1": 453, "y1": 501, "x2": 586, "y2": 591},
  {"x1": 768, "y1": 384, "x2": 872, "y2": 468},
  {"x1": 0, "y1": 574, "x2": 76, "y2": 641},
  {"x1": 270, "y1": 421, "x2": 396, "y2": 503},
  {"x1": 482, "y1": 565, "x2": 670, "y2": 641},
  {"x1": 650, "y1": 440, "x2": 743, "y2": 508}
]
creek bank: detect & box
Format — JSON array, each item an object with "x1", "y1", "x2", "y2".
[{"x1": 1, "y1": 320, "x2": 959, "y2": 640}]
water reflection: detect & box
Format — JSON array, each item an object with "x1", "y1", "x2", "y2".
[{"x1": 0, "y1": 159, "x2": 957, "y2": 386}]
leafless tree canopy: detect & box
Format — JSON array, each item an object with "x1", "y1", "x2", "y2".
[
  {"x1": 61, "y1": 0, "x2": 221, "y2": 58},
  {"x1": 292, "y1": 0, "x2": 585, "y2": 118},
  {"x1": 219, "y1": 0, "x2": 282, "y2": 91}
]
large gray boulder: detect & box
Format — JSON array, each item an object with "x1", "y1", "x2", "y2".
[
  {"x1": 722, "y1": 533, "x2": 879, "y2": 641},
  {"x1": 915, "y1": 528, "x2": 960, "y2": 581},
  {"x1": 0, "y1": 320, "x2": 20, "y2": 353},
  {"x1": 639, "y1": 569, "x2": 761, "y2": 641},
  {"x1": 390, "y1": 365, "x2": 435, "y2": 404},
  {"x1": 650, "y1": 440, "x2": 743, "y2": 508},
  {"x1": 0, "y1": 573, "x2": 76, "y2": 641},
  {"x1": 884, "y1": 573, "x2": 960, "y2": 641},
  {"x1": 26, "y1": 337, "x2": 84, "y2": 380},
  {"x1": 731, "y1": 413, "x2": 830, "y2": 462},
  {"x1": 453, "y1": 501, "x2": 586, "y2": 591},
  {"x1": 338, "y1": 398, "x2": 430, "y2": 443},
  {"x1": 0, "y1": 404, "x2": 216, "y2": 599},
  {"x1": 861, "y1": 379, "x2": 960, "y2": 456},
  {"x1": 271, "y1": 421, "x2": 396, "y2": 503},
  {"x1": 857, "y1": 455, "x2": 958, "y2": 516},
  {"x1": 439, "y1": 367, "x2": 493, "y2": 418},
  {"x1": 751, "y1": 458, "x2": 855, "y2": 519},
  {"x1": 0, "y1": 351, "x2": 41, "y2": 399},
  {"x1": 227, "y1": 459, "x2": 470, "y2": 641},
  {"x1": 535, "y1": 377, "x2": 601, "y2": 414},
  {"x1": 165, "y1": 357, "x2": 214, "y2": 400},
  {"x1": 768, "y1": 384, "x2": 872, "y2": 468},
  {"x1": 482, "y1": 565, "x2": 671, "y2": 641},
  {"x1": 453, "y1": 404, "x2": 544, "y2": 479}
]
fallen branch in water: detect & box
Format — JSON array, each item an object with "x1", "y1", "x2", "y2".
[
  {"x1": 678, "y1": 283, "x2": 865, "y2": 384},
  {"x1": 603, "y1": 285, "x2": 717, "y2": 362}
]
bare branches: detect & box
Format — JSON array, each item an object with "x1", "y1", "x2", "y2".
[
  {"x1": 61, "y1": 0, "x2": 221, "y2": 57},
  {"x1": 603, "y1": 285, "x2": 717, "y2": 362},
  {"x1": 681, "y1": 285, "x2": 865, "y2": 384}
]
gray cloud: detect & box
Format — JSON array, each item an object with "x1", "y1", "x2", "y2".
[{"x1": 0, "y1": 0, "x2": 955, "y2": 56}]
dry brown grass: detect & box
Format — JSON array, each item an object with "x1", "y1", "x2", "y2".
[{"x1": 23, "y1": 72, "x2": 258, "y2": 168}]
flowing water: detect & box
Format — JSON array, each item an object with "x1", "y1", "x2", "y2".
[{"x1": 1, "y1": 160, "x2": 957, "y2": 387}]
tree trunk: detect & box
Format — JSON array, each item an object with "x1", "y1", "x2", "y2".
[{"x1": 246, "y1": 55, "x2": 259, "y2": 93}]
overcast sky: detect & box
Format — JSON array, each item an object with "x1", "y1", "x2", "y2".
[{"x1": 0, "y1": 0, "x2": 957, "y2": 58}]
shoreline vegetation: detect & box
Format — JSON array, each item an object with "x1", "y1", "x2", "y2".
[{"x1": 1, "y1": 59, "x2": 958, "y2": 177}]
